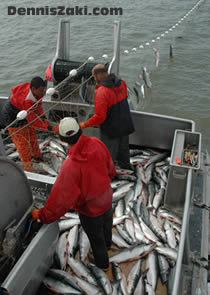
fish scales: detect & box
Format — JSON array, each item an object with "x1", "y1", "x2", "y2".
[
  {"x1": 47, "y1": 146, "x2": 66, "y2": 159},
  {"x1": 142, "y1": 66, "x2": 152, "y2": 89},
  {"x1": 51, "y1": 153, "x2": 64, "y2": 173},
  {"x1": 155, "y1": 166, "x2": 168, "y2": 184},
  {"x1": 68, "y1": 257, "x2": 98, "y2": 286},
  {"x1": 112, "y1": 262, "x2": 123, "y2": 281},
  {"x1": 157, "y1": 254, "x2": 170, "y2": 284},
  {"x1": 111, "y1": 281, "x2": 120, "y2": 295},
  {"x1": 116, "y1": 224, "x2": 134, "y2": 245},
  {"x1": 59, "y1": 218, "x2": 81, "y2": 231},
  {"x1": 113, "y1": 215, "x2": 129, "y2": 226},
  {"x1": 112, "y1": 230, "x2": 131, "y2": 248},
  {"x1": 112, "y1": 262, "x2": 128, "y2": 295},
  {"x1": 111, "y1": 180, "x2": 129, "y2": 190},
  {"x1": 55, "y1": 232, "x2": 68, "y2": 270},
  {"x1": 47, "y1": 268, "x2": 82, "y2": 292},
  {"x1": 133, "y1": 222, "x2": 150, "y2": 244},
  {"x1": 124, "y1": 218, "x2": 137, "y2": 243},
  {"x1": 127, "y1": 259, "x2": 142, "y2": 295},
  {"x1": 79, "y1": 227, "x2": 90, "y2": 261},
  {"x1": 113, "y1": 183, "x2": 134, "y2": 202},
  {"x1": 109, "y1": 244, "x2": 155, "y2": 264},
  {"x1": 115, "y1": 199, "x2": 125, "y2": 217},
  {"x1": 43, "y1": 276, "x2": 82, "y2": 294},
  {"x1": 129, "y1": 149, "x2": 143, "y2": 157},
  {"x1": 124, "y1": 189, "x2": 135, "y2": 214},
  {"x1": 133, "y1": 179, "x2": 143, "y2": 202},
  {"x1": 39, "y1": 162, "x2": 58, "y2": 176},
  {"x1": 153, "y1": 187, "x2": 165, "y2": 213},
  {"x1": 133, "y1": 273, "x2": 145, "y2": 295},
  {"x1": 67, "y1": 225, "x2": 79, "y2": 258},
  {"x1": 148, "y1": 181, "x2": 156, "y2": 209},
  {"x1": 144, "y1": 152, "x2": 169, "y2": 170},
  {"x1": 74, "y1": 276, "x2": 103, "y2": 295},
  {"x1": 163, "y1": 220, "x2": 177, "y2": 249},
  {"x1": 156, "y1": 246, "x2": 178, "y2": 261},
  {"x1": 139, "y1": 217, "x2": 161, "y2": 245},
  {"x1": 146, "y1": 251, "x2": 158, "y2": 291},
  {"x1": 149, "y1": 212, "x2": 167, "y2": 243},
  {"x1": 50, "y1": 140, "x2": 66, "y2": 154},
  {"x1": 88, "y1": 263, "x2": 113, "y2": 295},
  {"x1": 158, "y1": 208, "x2": 182, "y2": 225},
  {"x1": 145, "y1": 281, "x2": 156, "y2": 295},
  {"x1": 144, "y1": 163, "x2": 155, "y2": 184}
]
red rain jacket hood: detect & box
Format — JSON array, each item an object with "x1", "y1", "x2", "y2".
[{"x1": 9, "y1": 82, "x2": 48, "y2": 129}]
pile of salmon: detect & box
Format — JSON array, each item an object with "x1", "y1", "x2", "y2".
[
  {"x1": 5, "y1": 135, "x2": 68, "y2": 175},
  {"x1": 37, "y1": 146, "x2": 181, "y2": 295},
  {"x1": 5, "y1": 136, "x2": 182, "y2": 294}
]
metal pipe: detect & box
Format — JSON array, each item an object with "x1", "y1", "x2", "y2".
[
  {"x1": 172, "y1": 168, "x2": 192, "y2": 295},
  {"x1": 108, "y1": 20, "x2": 121, "y2": 77},
  {"x1": 52, "y1": 19, "x2": 70, "y2": 82},
  {"x1": 172, "y1": 118, "x2": 195, "y2": 295}
]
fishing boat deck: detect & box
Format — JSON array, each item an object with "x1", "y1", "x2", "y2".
[{"x1": 0, "y1": 92, "x2": 209, "y2": 294}]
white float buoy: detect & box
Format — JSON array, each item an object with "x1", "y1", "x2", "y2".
[
  {"x1": 132, "y1": 47, "x2": 137, "y2": 52},
  {"x1": 102, "y1": 54, "x2": 108, "y2": 59},
  {"x1": 88, "y1": 56, "x2": 95, "y2": 61},
  {"x1": 139, "y1": 45, "x2": 144, "y2": 49},
  {"x1": 46, "y1": 88, "x2": 56, "y2": 96},
  {"x1": 17, "y1": 110, "x2": 27, "y2": 121},
  {"x1": 69, "y1": 69, "x2": 78, "y2": 77},
  {"x1": 124, "y1": 50, "x2": 129, "y2": 54}
]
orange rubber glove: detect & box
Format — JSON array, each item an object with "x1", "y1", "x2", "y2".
[
  {"x1": 31, "y1": 209, "x2": 41, "y2": 221},
  {"x1": 79, "y1": 121, "x2": 88, "y2": 129},
  {"x1": 52, "y1": 125, "x2": 59, "y2": 134}
]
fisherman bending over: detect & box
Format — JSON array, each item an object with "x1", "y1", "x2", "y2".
[
  {"x1": 32, "y1": 117, "x2": 116, "y2": 271},
  {"x1": 2, "y1": 77, "x2": 59, "y2": 172},
  {"x1": 80, "y1": 64, "x2": 134, "y2": 170}
]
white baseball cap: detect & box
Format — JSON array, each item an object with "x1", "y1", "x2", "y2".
[{"x1": 59, "y1": 117, "x2": 80, "y2": 137}]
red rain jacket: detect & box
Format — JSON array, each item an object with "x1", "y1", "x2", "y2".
[
  {"x1": 86, "y1": 79, "x2": 128, "y2": 127},
  {"x1": 10, "y1": 82, "x2": 48, "y2": 129},
  {"x1": 39, "y1": 135, "x2": 116, "y2": 224},
  {"x1": 85, "y1": 74, "x2": 134, "y2": 138}
]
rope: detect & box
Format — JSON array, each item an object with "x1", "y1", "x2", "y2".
[
  {"x1": 2, "y1": 74, "x2": 94, "y2": 143},
  {"x1": 2, "y1": 0, "x2": 205, "y2": 141},
  {"x1": 2, "y1": 51, "x2": 112, "y2": 138},
  {"x1": 121, "y1": 0, "x2": 205, "y2": 55}
]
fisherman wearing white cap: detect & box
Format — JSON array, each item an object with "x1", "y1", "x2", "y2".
[{"x1": 32, "y1": 117, "x2": 116, "y2": 271}]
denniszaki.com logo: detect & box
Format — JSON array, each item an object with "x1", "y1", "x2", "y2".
[{"x1": 7, "y1": 5, "x2": 123, "y2": 16}]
